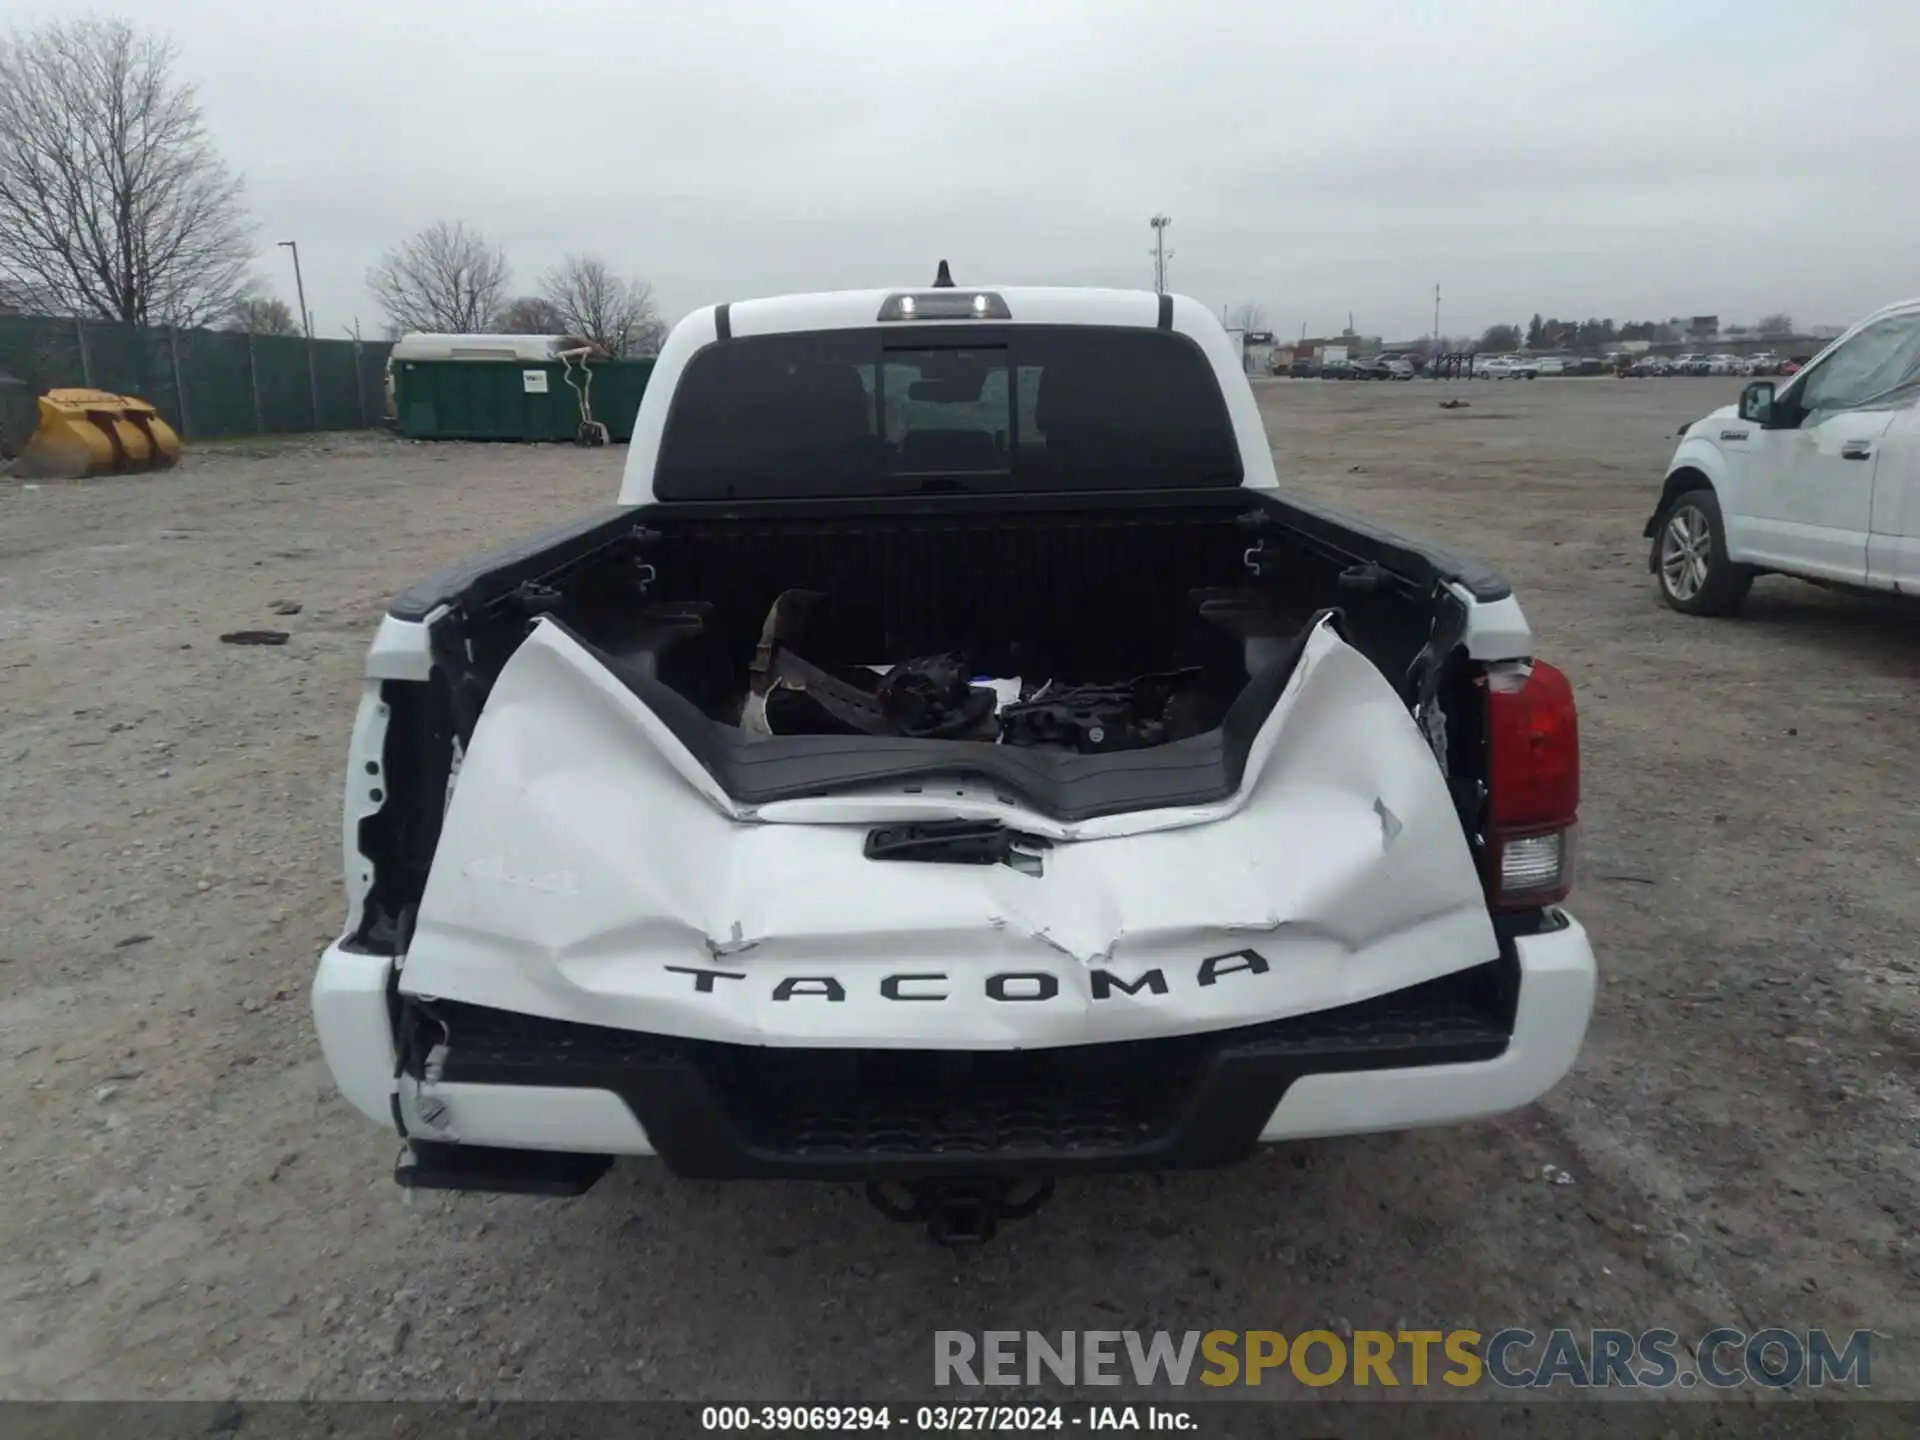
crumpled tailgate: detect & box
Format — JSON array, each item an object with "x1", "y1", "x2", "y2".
[{"x1": 398, "y1": 618, "x2": 1498, "y2": 1048}]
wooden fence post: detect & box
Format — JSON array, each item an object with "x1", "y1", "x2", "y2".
[
  {"x1": 75, "y1": 315, "x2": 94, "y2": 387},
  {"x1": 247, "y1": 333, "x2": 265, "y2": 433},
  {"x1": 167, "y1": 325, "x2": 192, "y2": 438}
]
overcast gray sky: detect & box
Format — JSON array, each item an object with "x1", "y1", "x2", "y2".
[{"x1": 35, "y1": 0, "x2": 1920, "y2": 339}]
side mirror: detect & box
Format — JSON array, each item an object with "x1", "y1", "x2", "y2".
[{"x1": 1739, "y1": 380, "x2": 1775, "y2": 426}]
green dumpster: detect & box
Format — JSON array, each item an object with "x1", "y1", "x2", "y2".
[
  {"x1": 593, "y1": 358, "x2": 656, "y2": 442},
  {"x1": 388, "y1": 334, "x2": 654, "y2": 442}
]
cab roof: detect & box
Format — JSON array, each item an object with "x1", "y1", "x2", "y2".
[
  {"x1": 713, "y1": 285, "x2": 1168, "y2": 337},
  {"x1": 616, "y1": 285, "x2": 1280, "y2": 506}
]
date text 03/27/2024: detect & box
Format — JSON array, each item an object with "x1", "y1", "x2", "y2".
[{"x1": 700, "y1": 1406, "x2": 1189, "y2": 1431}]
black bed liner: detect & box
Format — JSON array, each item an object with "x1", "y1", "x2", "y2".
[
  {"x1": 385, "y1": 487, "x2": 1512, "y2": 625},
  {"x1": 553, "y1": 611, "x2": 1324, "y2": 825},
  {"x1": 366, "y1": 483, "x2": 1505, "y2": 858}
]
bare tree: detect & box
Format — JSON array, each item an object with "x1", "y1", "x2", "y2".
[
  {"x1": 494, "y1": 295, "x2": 567, "y2": 335},
  {"x1": 540, "y1": 255, "x2": 664, "y2": 356},
  {"x1": 1229, "y1": 303, "x2": 1268, "y2": 333},
  {"x1": 368, "y1": 220, "x2": 509, "y2": 334},
  {"x1": 0, "y1": 18, "x2": 254, "y2": 326},
  {"x1": 0, "y1": 274, "x2": 41, "y2": 314},
  {"x1": 1757, "y1": 312, "x2": 1794, "y2": 338},
  {"x1": 226, "y1": 294, "x2": 298, "y2": 335}
]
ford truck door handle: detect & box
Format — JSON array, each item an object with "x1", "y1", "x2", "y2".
[{"x1": 1840, "y1": 441, "x2": 1873, "y2": 460}]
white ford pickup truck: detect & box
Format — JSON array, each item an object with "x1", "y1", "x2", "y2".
[
  {"x1": 1647, "y1": 295, "x2": 1920, "y2": 614},
  {"x1": 312, "y1": 271, "x2": 1597, "y2": 1244}
]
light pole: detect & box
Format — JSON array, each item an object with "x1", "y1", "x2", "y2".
[
  {"x1": 1149, "y1": 214, "x2": 1173, "y2": 295},
  {"x1": 278, "y1": 240, "x2": 321, "y2": 429}
]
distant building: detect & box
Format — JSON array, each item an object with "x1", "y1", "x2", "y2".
[
  {"x1": 1242, "y1": 331, "x2": 1276, "y2": 374},
  {"x1": 1298, "y1": 331, "x2": 1382, "y2": 360},
  {"x1": 1688, "y1": 315, "x2": 1719, "y2": 339}
]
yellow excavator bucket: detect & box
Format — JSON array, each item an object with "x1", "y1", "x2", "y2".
[{"x1": 11, "y1": 388, "x2": 182, "y2": 480}]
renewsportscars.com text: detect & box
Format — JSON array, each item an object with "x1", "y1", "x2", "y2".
[{"x1": 934, "y1": 1328, "x2": 1872, "y2": 1391}]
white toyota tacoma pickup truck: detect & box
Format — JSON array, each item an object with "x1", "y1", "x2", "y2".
[
  {"x1": 312, "y1": 271, "x2": 1597, "y2": 1244},
  {"x1": 1647, "y1": 295, "x2": 1920, "y2": 614}
]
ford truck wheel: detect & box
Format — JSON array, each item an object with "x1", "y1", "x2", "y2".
[{"x1": 1656, "y1": 489, "x2": 1751, "y2": 616}]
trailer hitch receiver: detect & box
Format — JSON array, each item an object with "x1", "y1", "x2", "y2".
[{"x1": 865, "y1": 1178, "x2": 1054, "y2": 1246}]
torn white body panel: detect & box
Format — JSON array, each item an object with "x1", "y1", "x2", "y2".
[{"x1": 399, "y1": 618, "x2": 1500, "y2": 1049}]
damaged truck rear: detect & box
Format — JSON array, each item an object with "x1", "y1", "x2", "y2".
[{"x1": 312, "y1": 277, "x2": 1596, "y2": 1244}]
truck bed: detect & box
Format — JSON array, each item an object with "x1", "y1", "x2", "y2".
[{"x1": 352, "y1": 487, "x2": 1499, "y2": 952}]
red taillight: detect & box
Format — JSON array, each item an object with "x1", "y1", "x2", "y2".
[{"x1": 1485, "y1": 659, "x2": 1579, "y2": 909}]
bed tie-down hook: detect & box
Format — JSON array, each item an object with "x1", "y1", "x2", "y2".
[
  {"x1": 1235, "y1": 509, "x2": 1274, "y2": 577},
  {"x1": 628, "y1": 526, "x2": 662, "y2": 596}
]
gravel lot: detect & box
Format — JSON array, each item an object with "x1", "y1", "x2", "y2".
[{"x1": 2, "y1": 378, "x2": 1915, "y2": 1405}]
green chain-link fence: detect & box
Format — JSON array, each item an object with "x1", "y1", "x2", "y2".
[{"x1": 0, "y1": 313, "x2": 391, "y2": 441}]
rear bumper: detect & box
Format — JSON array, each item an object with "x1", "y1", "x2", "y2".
[{"x1": 312, "y1": 914, "x2": 1595, "y2": 1185}]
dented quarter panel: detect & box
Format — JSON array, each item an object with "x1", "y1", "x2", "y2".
[{"x1": 340, "y1": 684, "x2": 392, "y2": 938}]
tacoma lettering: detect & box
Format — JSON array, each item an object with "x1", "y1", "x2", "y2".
[
  {"x1": 881, "y1": 972, "x2": 948, "y2": 1001},
  {"x1": 666, "y1": 952, "x2": 1271, "y2": 1000},
  {"x1": 1198, "y1": 949, "x2": 1269, "y2": 986},
  {"x1": 1090, "y1": 969, "x2": 1169, "y2": 998},
  {"x1": 663, "y1": 965, "x2": 746, "y2": 993},
  {"x1": 986, "y1": 971, "x2": 1061, "y2": 1002},
  {"x1": 772, "y1": 977, "x2": 847, "y2": 1002}
]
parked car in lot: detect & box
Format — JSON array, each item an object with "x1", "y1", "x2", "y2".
[
  {"x1": 1321, "y1": 358, "x2": 1357, "y2": 379},
  {"x1": 1671, "y1": 354, "x2": 1706, "y2": 375},
  {"x1": 312, "y1": 274, "x2": 1596, "y2": 1245},
  {"x1": 1646, "y1": 295, "x2": 1920, "y2": 615},
  {"x1": 1354, "y1": 356, "x2": 1413, "y2": 381},
  {"x1": 1477, "y1": 356, "x2": 1537, "y2": 379},
  {"x1": 1744, "y1": 352, "x2": 1783, "y2": 375},
  {"x1": 1564, "y1": 357, "x2": 1606, "y2": 377},
  {"x1": 1532, "y1": 357, "x2": 1567, "y2": 377},
  {"x1": 1289, "y1": 358, "x2": 1321, "y2": 378}
]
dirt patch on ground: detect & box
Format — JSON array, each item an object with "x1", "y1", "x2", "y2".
[{"x1": 1, "y1": 381, "x2": 1912, "y2": 1403}]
